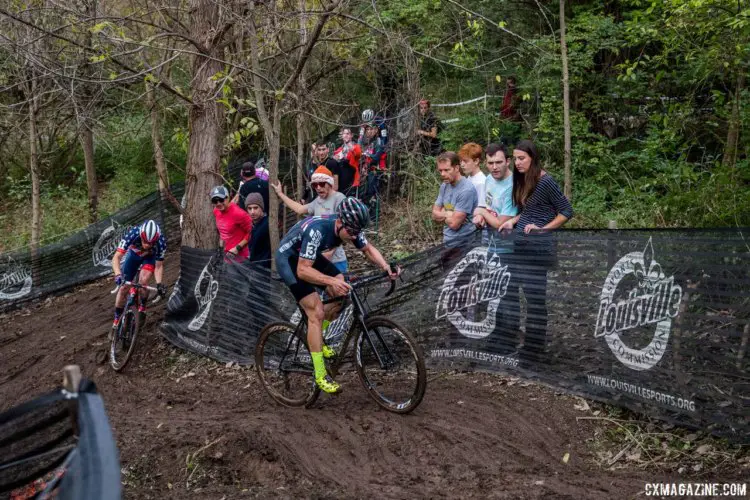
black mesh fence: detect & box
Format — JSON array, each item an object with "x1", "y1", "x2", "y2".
[
  {"x1": 0, "y1": 380, "x2": 120, "y2": 500},
  {"x1": 163, "y1": 228, "x2": 750, "y2": 441},
  {"x1": 0, "y1": 186, "x2": 185, "y2": 313}
]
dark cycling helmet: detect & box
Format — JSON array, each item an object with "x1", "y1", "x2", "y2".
[
  {"x1": 337, "y1": 197, "x2": 370, "y2": 233},
  {"x1": 210, "y1": 185, "x2": 229, "y2": 200},
  {"x1": 140, "y1": 219, "x2": 160, "y2": 244}
]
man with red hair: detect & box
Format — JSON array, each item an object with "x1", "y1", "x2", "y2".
[{"x1": 458, "y1": 142, "x2": 487, "y2": 211}]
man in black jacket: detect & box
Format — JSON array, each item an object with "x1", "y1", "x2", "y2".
[{"x1": 245, "y1": 193, "x2": 271, "y2": 267}]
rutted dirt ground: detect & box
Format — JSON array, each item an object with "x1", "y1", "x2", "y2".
[{"x1": 0, "y1": 268, "x2": 742, "y2": 499}]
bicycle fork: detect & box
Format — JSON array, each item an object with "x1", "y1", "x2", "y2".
[{"x1": 350, "y1": 293, "x2": 397, "y2": 371}]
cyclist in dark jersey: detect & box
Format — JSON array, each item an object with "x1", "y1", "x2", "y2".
[
  {"x1": 276, "y1": 197, "x2": 399, "y2": 393},
  {"x1": 109, "y1": 220, "x2": 167, "y2": 337}
]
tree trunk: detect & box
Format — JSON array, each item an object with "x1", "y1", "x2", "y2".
[
  {"x1": 723, "y1": 72, "x2": 745, "y2": 169},
  {"x1": 81, "y1": 0, "x2": 98, "y2": 223},
  {"x1": 80, "y1": 125, "x2": 98, "y2": 223},
  {"x1": 148, "y1": 81, "x2": 169, "y2": 192},
  {"x1": 29, "y1": 73, "x2": 41, "y2": 278},
  {"x1": 181, "y1": 0, "x2": 225, "y2": 249},
  {"x1": 296, "y1": 0, "x2": 307, "y2": 202},
  {"x1": 560, "y1": 0, "x2": 572, "y2": 200},
  {"x1": 267, "y1": 107, "x2": 282, "y2": 266},
  {"x1": 296, "y1": 112, "x2": 306, "y2": 202}
]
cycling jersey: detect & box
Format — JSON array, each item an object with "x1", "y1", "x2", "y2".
[
  {"x1": 361, "y1": 136, "x2": 387, "y2": 172},
  {"x1": 276, "y1": 216, "x2": 368, "y2": 301},
  {"x1": 116, "y1": 227, "x2": 167, "y2": 261},
  {"x1": 116, "y1": 226, "x2": 167, "y2": 279},
  {"x1": 278, "y1": 216, "x2": 368, "y2": 265}
]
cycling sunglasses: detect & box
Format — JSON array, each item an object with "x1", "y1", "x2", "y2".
[
  {"x1": 311, "y1": 182, "x2": 328, "y2": 189},
  {"x1": 211, "y1": 197, "x2": 227, "y2": 205}
]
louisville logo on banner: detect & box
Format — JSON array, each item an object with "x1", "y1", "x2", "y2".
[{"x1": 163, "y1": 230, "x2": 748, "y2": 441}]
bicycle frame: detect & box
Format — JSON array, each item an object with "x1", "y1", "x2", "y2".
[{"x1": 288, "y1": 277, "x2": 398, "y2": 376}]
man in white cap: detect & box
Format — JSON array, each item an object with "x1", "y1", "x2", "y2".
[{"x1": 272, "y1": 166, "x2": 349, "y2": 273}]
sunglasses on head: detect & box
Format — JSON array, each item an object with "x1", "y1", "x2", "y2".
[
  {"x1": 211, "y1": 197, "x2": 226, "y2": 205},
  {"x1": 312, "y1": 182, "x2": 327, "y2": 189}
]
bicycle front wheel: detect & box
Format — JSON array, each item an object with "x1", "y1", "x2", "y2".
[
  {"x1": 110, "y1": 309, "x2": 139, "y2": 372},
  {"x1": 355, "y1": 317, "x2": 426, "y2": 413},
  {"x1": 255, "y1": 322, "x2": 320, "y2": 408}
]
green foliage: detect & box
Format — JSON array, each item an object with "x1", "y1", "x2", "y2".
[{"x1": 0, "y1": 109, "x2": 186, "y2": 252}]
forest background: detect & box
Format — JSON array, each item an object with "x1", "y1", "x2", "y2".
[{"x1": 0, "y1": 0, "x2": 748, "y2": 254}]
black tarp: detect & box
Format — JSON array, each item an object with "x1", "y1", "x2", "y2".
[
  {"x1": 163, "y1": 229, "x2": 750, "y2": 441},
  {"x1": 0, "y1": 186, "x2": 184, "y2": 313},
  {"x1": 0, "y1": 380, "x2": 120, "y2": 500}
]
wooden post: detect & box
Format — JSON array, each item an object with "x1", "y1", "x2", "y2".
[
  {"x1": 607, "y1": 220, "x2": 617, "y2": 268},
  {"x1": 63, "y1": 365, "x2": 81, "y2": 436}
]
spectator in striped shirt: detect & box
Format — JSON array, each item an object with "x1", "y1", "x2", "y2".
[{"x1": 500, "y1": 139, "x2": 573, "y2": 368}]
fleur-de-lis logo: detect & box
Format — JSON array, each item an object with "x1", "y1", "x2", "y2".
[
  {"x1": 0, "y1": 256, "x2": 33, "y2": 300},
  {"x1": 631, "y1": 237, "x2": 664, "y2": 292}
]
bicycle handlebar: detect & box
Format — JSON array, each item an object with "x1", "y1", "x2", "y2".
[
  {"x1": 110, "y1": 281, "x2": 158, "y2": 294},
  {"x1": 350, "y1": 261, "x2": 401, "y2": 297},
  {"x1": 110, "y1": 281, "x2": 164, "y2": 304},
  {"x1": 385, "y1": 262, "x2": 400, "y2": 297}
]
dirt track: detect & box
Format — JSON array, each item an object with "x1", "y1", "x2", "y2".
[{"x1": 0, "y1": 269, "x2": 733, "y2": 499}]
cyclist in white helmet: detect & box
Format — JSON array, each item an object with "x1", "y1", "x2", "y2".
[{"x1": 109, "y1": 220, "x2": 167, "y2": 336}]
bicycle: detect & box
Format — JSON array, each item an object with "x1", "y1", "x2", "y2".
[
  {"x1": 255, "y1": 266, "x2": 427, "y2": 413},
  {"x1": 107, "y1": 276, "x2": 161, "y2": 371}
]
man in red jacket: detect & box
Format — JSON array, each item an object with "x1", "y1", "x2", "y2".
[
  {"x1": 210, "y1": 185, "x2": 252, "y2": 262},
  {"x1": 333, "y1": 127, "x2": 362, "y2": 198}
]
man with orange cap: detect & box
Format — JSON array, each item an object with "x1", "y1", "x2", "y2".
[{"x1": 272, "y1": 166, "x2": 349, "y2": 273}]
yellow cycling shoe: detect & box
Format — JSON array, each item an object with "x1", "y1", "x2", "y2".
[
  {"x1": 315, "y1": 374, "x2": 341, "y2": 394},
  {"x1": 321, "y1": 344, "x2": 336, "y2": 359}
]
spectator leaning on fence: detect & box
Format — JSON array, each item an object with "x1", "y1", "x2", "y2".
[
  {"x1": 245, "y1": 192, "x2": 271, "y2": 267},
  {"x1": 211, "y1": 185, "x2": 252, "y2": 261},
  {"x1": 333, "y1": 127, "x2": 362, "y2": 198},
  {"x1": 500, "y1": 139, "x2": 573, "y2": 367},
  {"x1": 472, "y1": 143, "x2": 517, "y2": 251},
  {"x1": 272, "y1": 166, "x2": 350, "y2": 273},
  {"x1": 234, "y1": 162, "x2": 269, "y2": 212},
  {"x1": 472, "y1": 143, "x2": 519, "y2": 354},
  {"x1": 431, "y1": 151, "x2": 478, "y2": 247}
]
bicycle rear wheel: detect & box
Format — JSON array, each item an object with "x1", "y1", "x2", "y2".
[
  {"x1": 255, "y1": 322, "x2": 320, "y2": 407},
  {"x1": 355, "y1": 317, "x2": 426, "y2": 413},
  {"x1": 110, "y1": 308, "x2": 139, "y2": 372}
]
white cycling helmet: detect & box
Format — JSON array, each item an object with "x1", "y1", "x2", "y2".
[
  {"x1": 140, "y1": 219, "x2": 160, "y2": 244},
  {"x1": 361, "y1": 108, "x2": 374, "y2": 123}
]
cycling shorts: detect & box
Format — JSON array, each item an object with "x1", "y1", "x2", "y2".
[
  {"x1": 277, "y1": 253, "x2": 342, "y2": 302},
  {"x1": 120, "y1": 249, "x2": 156, "y2": 281}
]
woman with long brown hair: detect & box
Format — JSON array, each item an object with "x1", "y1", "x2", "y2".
[{"x1": 500, "y1": 139, "x2": 573, "y2": 368}]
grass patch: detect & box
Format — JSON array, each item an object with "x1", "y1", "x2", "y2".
[{"x1": 584, "y1": 403, "x2": 749, "y2": 476}]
